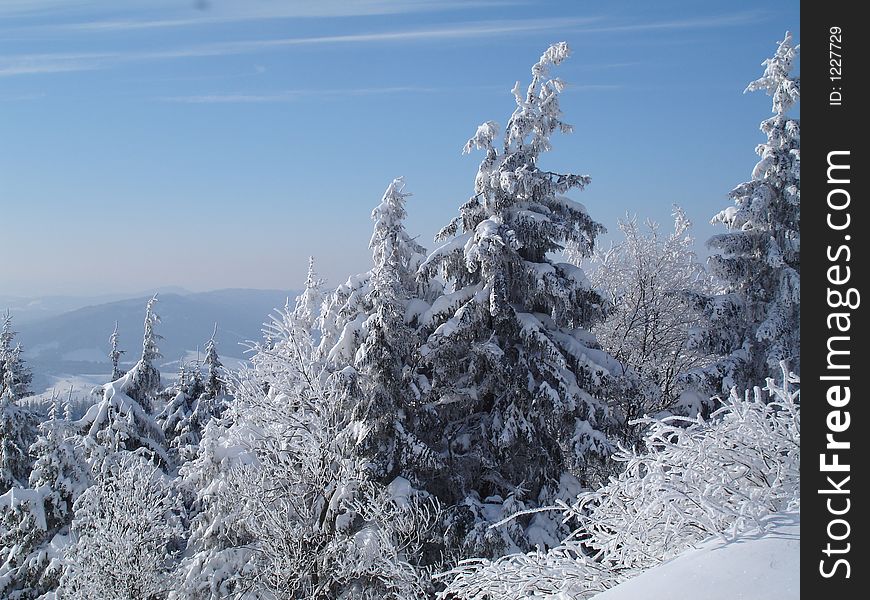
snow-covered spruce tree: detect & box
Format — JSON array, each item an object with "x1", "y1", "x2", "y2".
[
  {"x1": 73, "y1": 296, "x2": 169, "y2": 468},
  {"x1": 316, "y1": 273, "x2": 370, "y2": 367},
  {"x1": 59, "y1": 452, "x2": 184, "y2": 600},
  {"x1": 0, "y1": 389, "x2": 38, "y2": 497},
  {"x1": 170, "y1": 418, "x2": 257, "y2": 600},
  {"x1": 295, "y1": 256, "x2": 326, "y2": 337},
  {"x1": 0, "y1": 312, "x2": 33, "y2": 403},
  {"x1": 158, "y1": 333, "x2": 229, "y2": 463},
  {"x1": 0, "y1": 312, "x2": 39, "y2": 501},
  {"x1": 585, "y1": 208, "x2": 714, "y2": 416},
  {"x1": 202, "y1": 331, "x2": 225, "y2": 401},
  {"x1": 108, "y1": 322, "x2": 126, "y2": 381},
  {"x1": 127, "y1": 294, "x2": 163, "y2": 412},
  {"x1": 75, "y1": 373, "x2": 169, "y2": 469},
  {"x1": 242, "y1": 314, "x2": 443, "y2": 599},
  {"x1": 0, "y1": 404, "x2": 90, "y2": 599},
  {"x1": 157, "y1": 360, "x2": 206, "y2": 462},
  {"x1": 415, "y1": 43, "x2": 624, "y2": 558},
  {"x1": 325, "y1": 178, "x2": 439, "y2": 485},
  {"x1": 441, "y1": 365, "x2": 800, "y2": 599},
  {"x1": 688, "y1": 32, "x2": 800, "y2": 393}
]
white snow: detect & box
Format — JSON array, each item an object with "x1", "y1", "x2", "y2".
[
  {"x1": 0, "y1": 485, "x2": 49, "y2": 531},
  {"x1": 386, "y1": 476, "x2": 413, "y2": 508},
  {"x1": 590, "y1": 511, "x2": 799, "y2": 600}
]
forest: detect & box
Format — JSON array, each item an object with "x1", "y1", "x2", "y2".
[{"x1": 1, "y1": 34, "x2": 799, "y2": 600}]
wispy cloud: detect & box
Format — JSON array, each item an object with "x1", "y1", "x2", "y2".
[
  {"x1": 574, "y1": 11, "x2": 768, "y2": 35},
  {"x1": 5, "y1": 0, "x2": 517, "y2": 31},
  {"x1": 0, "y1": 17, "x2": 597, "y2": 77},
  {"x1": 197, "y1": 17, "x2": 600, "y2": 51},
  {"x1": 0, "y1": 12, "x2": 767, "y2": 79},
  {"x1": 0, "y1": 52, "x2": 117, "y2": 77},
  {"x1": 162, "y1": 82, "x2": 623, "y2": 104},
  {"x1": 162, "y1": 86, "x2": 443, "y2": 104}
]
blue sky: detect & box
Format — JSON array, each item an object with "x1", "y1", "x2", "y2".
[{"x1": 1, "y1": 0, "x2": 799, "y2": 297}]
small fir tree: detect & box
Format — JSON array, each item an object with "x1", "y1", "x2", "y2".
[
  {"x1": 108, "y1": 322, "x2": 126, "y2": 381},
  {"x1": 127, "y1": 295, "x2": 163, "y2": 412},
  {"x1": 688, "y1": 32, "x2": 800, "y2": 392}
]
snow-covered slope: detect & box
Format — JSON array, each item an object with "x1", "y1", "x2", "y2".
[{"x1": 590, "y1": 511, "x2": 799, "y2": 600}]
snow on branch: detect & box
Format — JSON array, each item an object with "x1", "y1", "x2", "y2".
[{"x1": 440, "y1": 364, "x2": 800, "y2": 599}]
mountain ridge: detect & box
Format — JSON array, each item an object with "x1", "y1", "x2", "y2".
[{"x1": 14, "y1": 288, "x2": 297, "y2": 393}]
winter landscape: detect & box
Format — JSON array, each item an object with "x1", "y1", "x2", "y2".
[{"x1": 2, "y1": 2, "x2": 799, "y2": 599}]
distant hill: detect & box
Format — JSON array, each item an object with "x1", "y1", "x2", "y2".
[
  {"x1": 16, "y1": 288, "x2": 296, "y2": 393},
  {"x1": 0, "y1": 286, "x2": 191, "y2": 324}
]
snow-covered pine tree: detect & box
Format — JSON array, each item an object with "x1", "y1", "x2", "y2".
[
  {"x1": 157, "y1": 359, "x2": 205, "y2": 461},
  {"x1": 173, "y1": 308, "x2": 319, "y2": 599},
  {"x1": 688, "y1": 32, "x2": 800, "y2": 392},
  {"x1": 343, "y1": 178, "x2": 440, "y2": 484},
  {"x1": 294, "y1": 256, "x2": 326, "y2": 337},
  {"x1": 0, "y1": 405, "x2": 90, "y2": 599},
  {"x1": 74, "y1": 369, "x2": 170, "y2": 470},
  {"x1": 316, "y1": 272, "x2": 371, "y2": 368},
  {"x1": 415, "y1": 42, "x2": 623, "y2": 558},
  {"x1": 72, "y1": 316, "x2": 171, "y2": 472},
  {"x1": 72, "y1": 297, "x2": 169, "y2": 468},
  {"x1": 126, "y1": 294, "x2": 162, "y2": 412},
  {"x1": 0, "y1": 312, "x2": 33, "y2": 402},
  {"x1": 158, "y1": 332, "x2": 229, "y2": 462},
  {"x1": 74, "y1": 309, "x2": 166, "y2": 470},
  {"x1": 0, "y1": 313, "x2": 38, "y2": 496},
  {"x1": 170, "y1": 417, "x2": 257, "y2": 600},
  {"x1": 202, "y1": 329, "x2": 225, "y2": 400},
  {"x1": 108, "y1": 322, "x2": 126, "y2": 381}
]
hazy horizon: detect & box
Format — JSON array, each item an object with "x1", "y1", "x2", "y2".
[{"x1": 2, "y1": 285, "x2": 295, "y2": 301}]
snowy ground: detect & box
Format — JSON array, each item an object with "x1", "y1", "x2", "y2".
[{"x1": 590, "y1": 511, "x2": 799, "y2": 600}]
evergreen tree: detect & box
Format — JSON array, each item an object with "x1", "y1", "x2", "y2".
[
  {"x1": 179, "y1": 303, "x2": 444, "y2": 599},
  {"x1": 70, "y1": 297, "x2": 169, "y2": 469},
  {"x1": 170, "y1": 418, "x2": 256, "y2": 600},
  {"x1": 415, "y1": 42, "x2": 625, "y2": 558},
  {"x1": 0, "y1": 390, "x2": 39, "y2": 496},
  {"x1": 294, "y1": 256, "x2": 325, "y2": 336},
  {"x1": 349, "y1": 178, "x2": 440, "y2": 484},
  {"x1": 108, "y1": 322, "x2": 126, "y2": 381},
  {"x1": 0, "y1": 312, "x2": 33, "y2": 402},
  {"x1": 127, "y1": 295, "x2": 162, "y2": 412},
  {"x1": 688, "y1": 32, "x2": 800, "y2": 392},
  {"x1": 316, "y1": 271, "x2": 371, "y2": 367},
  {"x1": 0, "y1": 313, "x2": 37, "y2": 496},
  {"x1": 202, "y1": 328, "x2": 225, "y2": 401},
  {"x1": 74, "y1": 370, "x2": 170, "y2": 469},
  {"x1": 158, "y1": 333, "x2": 228, "y2": 462},
  {"x1": 157, "y1": 359, "x2": 205, "y2": 460},
  {"x1": 0, "y1": 408, "x2": 90, "y2": 599}
]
